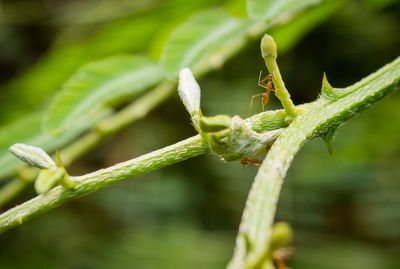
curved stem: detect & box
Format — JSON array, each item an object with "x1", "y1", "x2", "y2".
[
  {"x1": 228, "y1": 56, "x2": 400, "y2": 268},
  {"x1": 0, "y1": 59, "x2": 398, "y2": 237},
  {"x1": 0, "y1": 4, "x2": 324, "y2": 207}
]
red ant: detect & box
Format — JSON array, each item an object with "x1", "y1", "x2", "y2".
[
  {"x1": 249, "y1": 71, "x2": 275, "y2": 115},
  {"x1": 241, "y1": 157, "x2": 262, "y2": 169},
  {"x1": 241, "y1": 145, "x2": 273, "y2": 169}
]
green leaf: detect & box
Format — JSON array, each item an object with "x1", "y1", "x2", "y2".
[
  {"x1": 247, "y1": 0, "x2": 322, "y2": 21},
  {"x1": 44, "y1": 55, "x2": 165, "y2": 134},
  {"x1": 269, "y1": 0, "x2": 343, "y2": 54},
  {"x1": 0, "y1": 0, "x2": 222, "y2": 125},
  {"x1": 161, "y1": 9, "x2": 252, "y2": 77},
  {"x1": 0, "y1": 114, "x2": 42, "y2": 179}
]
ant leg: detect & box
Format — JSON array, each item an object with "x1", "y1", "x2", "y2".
[
  {"x1": 261, "y1": 97, "x2": 265, "y2": 112},
  {"x1": 248, "y1": 93, "x2": 264, "y2": 116},
  {"x1": 258, "y1": 80, "x2": 269, "y2": 90},
  {"x1": 259, "y1": 73, "x2": 273, "y2": 89},
  {"x1": 258, "y1": 71, "x2": 272, "y2": 90}
]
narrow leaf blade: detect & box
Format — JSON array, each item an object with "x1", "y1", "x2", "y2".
[
  {"x1": 161, "y1": 9, "x2": 251, "y2": 77},
  {"x1": 247, "y1": 0, "x2": 322, "y2": 21},
  {"x1": 44, "y1": 55, "x2": 165, "y2": 134}
]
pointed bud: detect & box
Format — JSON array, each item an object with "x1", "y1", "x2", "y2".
[
  {"x1": 178, "y1": 68, "x2": 201, "y2": 129},
  {"x1": 9, "y1": 143, "x2": 56, "y2": 170}
]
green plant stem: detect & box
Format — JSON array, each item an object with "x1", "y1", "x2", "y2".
[
  {"x1": 0, "y1": 135, "x2": 208, "y2": 233},
  {"x1": 228, "y1": 57, "x2": 400, "y2": 269},
  {"x1": 0, "y1": 57, "x2": 398, "y2": 234},
  {"x1": 0, "y1": 12, "x2": 399, "y2": 236},
  {"x1": 268, "y1": 60, "x2": 297, "y2": 117},
  {"x1": 0, "y1": 82, "x2": 176, "y2": 208},
  {"x1": 0, "y1": 4, "x2": 324, "y2": 207},
  {"x1": 261, "y1": 34, "x2": 297, "y2": 117},
  {"x1": 0, "y1": 110, "x2": 292, "y2": 232}
]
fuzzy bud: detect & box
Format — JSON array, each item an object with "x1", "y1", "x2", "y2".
[{"x1": 9, "y1": 143, "x2": 56, "y2": 170}]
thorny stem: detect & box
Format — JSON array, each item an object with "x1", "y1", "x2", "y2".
[
  {"x1": 0, "y1": 5, "x2": 312, "y2": 209},
  {"x1": 228, "y1": 57, "x2": 400, "y2": 269},
  {"x1": 0, "y1": 110, "x2": 291, "y2": 233},
  {"x1": 0, "y1": 56, "x2": 399, "y2": 234}
]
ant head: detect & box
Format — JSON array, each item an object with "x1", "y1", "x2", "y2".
[{"x1": 267, "y1": 74, "x2": 273, "y2": 80}]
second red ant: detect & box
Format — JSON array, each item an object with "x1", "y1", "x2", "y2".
[{"x1": 241, "y1": 157, "x2": 262, "y2": 169}]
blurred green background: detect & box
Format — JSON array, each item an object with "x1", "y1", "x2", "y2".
[{"x1": 1, "y1": 0, "x2": 400, "y2": 268}]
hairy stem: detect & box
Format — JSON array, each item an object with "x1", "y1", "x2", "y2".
[
  {"x1": 228, "y1": 57, "x2": 400, "y2": 268},
  {"x1": 0, "y1": 109, "x2": 292, "y2": 232},
  {"x1": 0, "y1": 135, "x2": 207, "y2": 233},
  {"x1": 0, "y1": 4, "x2": 324, "y2": 207},
  {"x1": 261, "y1": 34, "x2": 297, "y2": 117}
]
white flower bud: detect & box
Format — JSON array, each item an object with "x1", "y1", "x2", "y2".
[
  {"x1": 178, "y1": 68, "x2": 201, "y2": 116},
  {"x1": 9, "y1": 143, "x2": 56, "y2": 170}
]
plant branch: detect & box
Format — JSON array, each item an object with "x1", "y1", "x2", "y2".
[
  {"x1": 1, "y1": 57, "x2": 399, "y2": 235},
  {"x1": 228, "y1": 57, "x2": 400, "y2": 268},
  {"x1": 0, "y1": 135, "x2": 207, "y2": 233},
  {"x1": 0, "y1": 109, "x2": 292, "y2": 232},
  {"x1": 0, "y1": 4, "x2": 325, "y2": 207}
]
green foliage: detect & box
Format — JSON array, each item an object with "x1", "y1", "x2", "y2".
[
  {"x1": 1, "y1": 0, "x2": 399, "y2": 268},
  {"x1": 0, "y1": 114, "x2": 42, "y2": 179},
  {"x1": 269, "y1": 0, "x2": 343, "y2": 53},
  {"x1": 161, "y1": 9, "x2": 251, "y2": 77},
  {"x1": 0, "y1": 0, "x2": 332, "y2": 181},
  {"x1": 247, "y1": 0, "x2": 321, "y2": 20},
  {"x1": 0, "y1": 0, "x2": 219, "y2": 124},
  {"x1": 44, "y1": 55, "x2": 164, "y2": 134}
]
